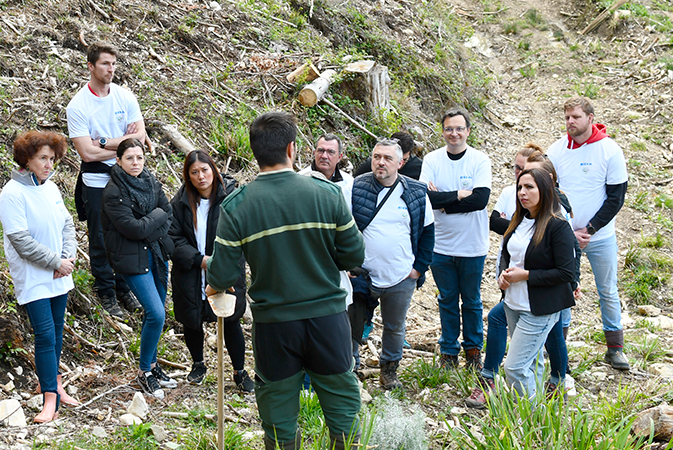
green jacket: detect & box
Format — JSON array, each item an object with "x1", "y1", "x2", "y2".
[{"x1": 207, "y1": 169, "x2": 364, "y2": 323}]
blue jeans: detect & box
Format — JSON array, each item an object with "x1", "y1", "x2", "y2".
[
  {"x1": 583, "y1": 235, "x2": 622, "y2": 332},
  {"x1": 24, "y1": 293, "x2": 69, "y2": 394},
  {"x1": 482, "y1": 302, "x2": 567, "y2": 385},
  {"x1": 369, "y1": 277, "x2": 416, "y2": 364},
  {"x1": 432, "y1": 253, "x2": 485, "y2": 356},
  {"x1": 122, "y1": 251, "x2": 168, "y2": 372},
  {"x1": 503, "y1": 304, "x2": 559, "y2": 399}
]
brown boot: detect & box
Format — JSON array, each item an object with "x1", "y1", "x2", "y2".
[
  {"x1": 379, "y1": 360, "x2": 403, "y2": 390},
  {"x1": 465, "y1": 348, "x2": 483, "y2": 371}
]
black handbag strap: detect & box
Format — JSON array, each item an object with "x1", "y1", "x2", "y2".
[{"x1": 362, "y1": 177, "x2": 400, "y2": 231}]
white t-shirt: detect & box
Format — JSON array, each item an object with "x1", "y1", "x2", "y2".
[
  {"x1": 362, "y1": 183, "x2": 434, "y2": 288},
  {"x1": 504, "y1": 217, "x2": 535, "y2": 312},
  {"x1": 66, "y1": 83, "x2": 143, "y2": 188},
  {"x1": 420, "y1": 146, "x2": 491, "y2": 257},
  {"x1": 195, "y1": 198, "x2": 210, "y2": 301},
  {"x1": 547, "y1": 136, "x2": 627, "y2": 242},
  {"x1": 0, "y1": 180, "x2": 74, "y2": 305}
]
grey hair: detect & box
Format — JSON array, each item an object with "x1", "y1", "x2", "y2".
[
  {"x1": 374, "y1": 138, "x2": 403, "y2": 162},
  {"x1": 318, "y1": 133, "x2": 343, "y2": 154}
]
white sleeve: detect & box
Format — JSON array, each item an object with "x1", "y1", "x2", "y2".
[
  {"x1": 606, "y1": 143, "x2": 628, "y2": 185},
  {"x1": 423, "y1": 195, "x2": 434, "y2": 226},
  {"x1": 419, "y1": 154, "x2": 434, "y2": 185},
  {"x1": 493, "y1": 187, "x2": 509, "y2": 213},
  {"x1": 66, "y1": 104, "x2": 92, "y2": 139},
  {"x1": 124, "y1": 89, "x2": 143, "y2": 124},
  {"x1": 472, "y1": 153, "x2": 492, "y2": 189},
  {"x1": 0, "y1": 191, "x2": 28, "y2": 234}
]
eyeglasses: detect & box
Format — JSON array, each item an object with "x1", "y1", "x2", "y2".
[
  {"x1": 315, "y1": 148, "x2": 338, "y2": 156},
  {"x1": 443, "y1": 126, "x2": 467, "y2": 133}
]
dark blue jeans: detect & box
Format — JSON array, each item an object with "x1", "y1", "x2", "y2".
[
  {"x1": 432, "y1": 253, "x2": 485, "y2": 356},
  {"x1": 122, "y1": 251, "x2": 168, "y2": 372},
  {"x1": 82, "y1": 185, "x2": 129, "y2": 299},
  {"x1": 24, "y1": 293, "x2": 69, "y2": 394},
  {"x1": 482, "y1": 301, "x2": 567, "y2": 385}
]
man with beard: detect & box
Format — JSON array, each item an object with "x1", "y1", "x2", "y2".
[{"x1": 547, "y1": 97, "x2": 629, "y2": 370}]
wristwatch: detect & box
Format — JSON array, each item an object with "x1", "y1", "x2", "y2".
[
  {"x1": 99, "y1": 137, "x2": 108, "y2": 148},
  {"x1": 587, "y1": 223, "x2": 596, "y2": 235}
]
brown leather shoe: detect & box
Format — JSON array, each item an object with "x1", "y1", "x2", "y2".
[{"x1": 464, "y1": 348, "x2": 483, "y2": 371}]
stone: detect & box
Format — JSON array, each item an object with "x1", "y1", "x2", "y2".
[
  {"x1": 209, "y1": 1, "x2": 221, "y2": 11},
  {"x1": 26, "y1": 395, "x2": 43, "y2": 411},
  {"x1": 648, "y1": 363, "x2": 673, "y2": 378},
  {"x1": 632, "y1": 405, "x2": 673, "y2": 440},
  {"x1": 2, "y1": 380, "x2": 15, "y2": 392},
  {"x1": 92, "y1": 426, "x2": 107, "y2": 438},
  {"x1": 360, "y1": 387, "x2": 372, "y2": 404},
  {"x1": 0, "y1": 399, "x2": 27, "y2": 427},
  {"x1": 66, "y1": 385, "x2": 78, "y2": 396},
  {"x1": 591, "y1": 371, "x2": 608, "y2": 382},
  {"x1": 150, "y1": 425, "x2": 168, "y2": 443},
  {"x1": 127, "y1": 392, "x2": 148, "y2": 420},
  {"x1": 645, "y1": 316, "x2": 673, "y2": 330},
  {"x1": 638, "y1": 305, "x2": 661, "y2": 317},
  {"x1": 119, "y1": 413, "x2": 142, "y2": 426},
  {"x1": 464, "y1": 33, "x2": 494, "y2": 58},
  {"x1": 165, "y1": 442, "x2": 181, "y2": 449}
]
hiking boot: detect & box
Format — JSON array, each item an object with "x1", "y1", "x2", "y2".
[
  {"x1": 604, "y1": 348, "x2": 630, "y2": 371},
  {"x1": 234, "y1": 369, "x2": 255, "y2": 393},
  {"x1": 439, "y1": 353, "x2": 459, "y2": 370},
  {"x1": 151, "y1": 364, "x2": 178, "y2": 388},
  {"x1": 379, "y1": 360, "x2": 403, "y2": 390},
  {"x1": 187, "y1": 361, "x2": 207, "y2": 385},
  {"x1": 99, "y1": 295, "x2": 124, "y2": 319},
  {"x1": 465, "y1": 348, "x2": 483, "y2": 371},
  {"x1": 137, "y1": 372, "x2": 165, "y2": 399},
  {"x1": 118, "y1": 290, "x2": 142, "y2": 313},
  {"x1": 465, "y1": 376, "x2": 495, "y2": 409}
]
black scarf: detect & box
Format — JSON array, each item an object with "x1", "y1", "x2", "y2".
[{"x1": 110, "y1": 165, "x2": 167, "y2": 285}]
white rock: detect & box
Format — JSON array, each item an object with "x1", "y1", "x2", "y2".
[
  {"x1": 450, "y1": 406, "x2": 468, "y2": 415},
  {"x1": 638, "y1": 305, "x2": 661, "y2": 317},
  {"x1": 26, "y1": 395, "x2": 43, "y2": 411},
  {"x1": 66, "y1": 385, "x2": 78, "y2": 396},
  {"x1": 165, "y1": 442, "x2": 181, "y2": 449},
  {"x1": 648, "y1": 363, "x2": 673, "y2": 378},
  {"x1": 209, "y1": 1, "x2": 222, "y2": 11},
  {"x1": 360, "y1": 388, "x2": 372, "y2": 404},
  {"x1": 2, "y1": 380, "x2": 15, "y2": 392},
  {"x1": 118, "y1": 323, "x2": 133, "y2": 333},
  {"x1": 127, "y1": 392, "x2": 149, "y2": 420},
  {"x1": 646, "y1": 316, "x2": 673, "y2": 330},
  {"x1": 591, "y1": 371, "x2": 608, "y2": 382},
  {"x1": 0, "y1": 399, "x2": 27, "y2": 427},
  {"x1": 92, "y1": 426, "x2": 107, "y2": 438},
  {"x1": 7, "y1": 373, "x2": 14, "y2": 381},
  {"x1": 464, "y1": 33, "x2": 494, "y2": 58},
  {"x1": 151, "y1": 425, "x2": 169, "y2": 442},
  {"x1": 119, "y1": 413, "x2": 142, "y2": 426}
]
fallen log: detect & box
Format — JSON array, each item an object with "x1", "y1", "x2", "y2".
[
  {"x1": 580, "y1": 0, "x2": 628, "y2": 35},
  {"x1": 286, "y1": 61, "x2": 320, "y2": 84},
  {"x1": 632, "y1": 404, "x2": 673, "y2": 441},
  {"x1": 147, "y1": 120, "x2": 196, "y2": 155},
  {"x1": 298, "y1": 69, "x2": 337, "y2": 107}
]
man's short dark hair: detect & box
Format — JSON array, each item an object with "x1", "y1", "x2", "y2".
[
  {"x1": 249, "y1": 111, "x2": 297, "y2": 168},
  {"x1": 391, "y1": 131, "x2": 415, "y2": 155},
  {"x1": 87, "y1": 42, "x2": 119, "y2": 66},
  {"x1": 440, "y1": 108, "x2": 471, "y2": 129},
  {"x1": 317, "y1": 133, "x2": 343, "y2": 154}
]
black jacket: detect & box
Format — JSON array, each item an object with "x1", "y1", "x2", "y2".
[
  {"x1": 169, "y1": 179, "x2": 246, "y2": 329},
  {"x1": 354, "y1": 155, "x2": 423, "y2": 180},
  {"x1": 499, "y1": 215, "x2": 576, "y2": 316},
  {"x1": 101, "y1": 172, "x2": 173, "y2": 275}
]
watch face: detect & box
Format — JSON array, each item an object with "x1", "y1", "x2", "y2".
[{"x1": 100, "y1": 138, "x2": 107, "y2": 148}]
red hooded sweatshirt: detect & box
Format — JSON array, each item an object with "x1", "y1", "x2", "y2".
[{"x1": 567, "y1": 123, "x2": 609, "y2": 149}]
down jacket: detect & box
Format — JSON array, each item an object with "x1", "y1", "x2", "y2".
[
  {"x1": 169, "y1": 178, "x2": 246, "y2": 329},
  {"x1": 101, "y1": 168, "x2": 173, "y2": 275}
]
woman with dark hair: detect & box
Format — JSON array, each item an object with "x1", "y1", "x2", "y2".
[
  {"x1": 0, "y1": 131, "x2": 78, "y2": 422},
  {"x1": 101, "y1": 138, "x2": 176, "y2": 399},
  {"x1": 169, "y1": 150, "x2": 253, "y2": 391},
  {"x1": 499, "y1": 168, "x2": 576, "y2": 400}
]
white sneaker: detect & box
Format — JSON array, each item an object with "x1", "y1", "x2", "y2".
[{"x1": 565, "y1": 374, "x2": 577, "y2": 397}]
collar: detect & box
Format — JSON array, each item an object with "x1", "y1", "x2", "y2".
[
  {"x1": 11, "y1": 168, "x2": 53, "y2": 186},
  {"x1": 310, "y1": 160, "x2": 343, "y2": 182},
  {"x1": 257, "y1": 167, "x2": 295, "y2": 176}
]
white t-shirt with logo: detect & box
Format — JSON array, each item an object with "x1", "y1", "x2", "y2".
[
  {"x1": 504, "y1": 216, "x2": 535, "y2": 312},
  {"x1": 547, "y1": 136, "x2": 627, "y2": 242},
  {"x1": 0, "y1": 180, "x2": 74, "y2": 305},
  {"x1": 420, "y1": 145, "x2": 491, "y2": 257},
  {"x1": 66, "y1": 83, "x2": 143, "y2": 188},
  {"x1": 362, "y1": 183, "x2": 434, "y2": 288},
  {"x1": 195, "y1": 198, "x2": 210, "y2": 301}
]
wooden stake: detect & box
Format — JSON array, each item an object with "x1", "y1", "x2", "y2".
[{"x1": 580, "y1": 0, "x2": 628, "y2": 35}]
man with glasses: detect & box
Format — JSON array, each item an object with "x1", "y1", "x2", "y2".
[
  {"x1": 354, "y1": 131, "x2": 423, "y2": 180},
  {"x1": 351, "y1": 139, "x2": 434, "y2": 389},
  {"x1": 420, "y1": 108, "x2": 491, "y2": 371},
  {"x1": 299, "y1": 133, "x2": 353, "y2": 201}
]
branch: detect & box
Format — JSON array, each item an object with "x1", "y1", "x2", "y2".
[{"x1": 321, "y1": 98, "x2": 377, "y2": 139}]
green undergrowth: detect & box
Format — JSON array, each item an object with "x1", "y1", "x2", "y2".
[{"x1": 623, "y1": 232, "x2": 673, "y2": 305}]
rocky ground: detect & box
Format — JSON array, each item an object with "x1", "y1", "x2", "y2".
[{"x1": 0, "y1": 0, "x2": 672, "y2": 448}]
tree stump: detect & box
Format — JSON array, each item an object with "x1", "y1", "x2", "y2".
[{"x1": 342, "y1": 60, "x2": 391, "y2": 113}]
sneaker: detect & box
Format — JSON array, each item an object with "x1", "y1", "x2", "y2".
[
  {"x1": 403, "y1": 338, "x2": 411, "y2": 349},
  {"x1": 604, "y1": 348, "x2": 630, "y2": 371},
  {"x1": 465, "y1": 348, "x2": 483, "y2": 371},
  {"x1": 138, "y1": 372, "x2": 165, "y2": 399},
  {"x1": 234, "y1": 369, "x2": 255, "y2": 393},
  {"x1": 118, "y1": 290, "x2": 142, "y2": 313},
  {"x1": 151, "y1": 364, "x2": 178, "y2": 388},
  {"x1": 439, "y1": 353, "x2": 459, "y2": 370},
  {"x1": 465, "y1": 377, "x2": 495, "y2": 409},
  {"x1": 99, "y1": 295, "x2": 124, "y2": 319},
  {"x1": 187, "y1": 361, "x2": 207, "y2": 385},
  {"x1": 565, "y1": 374, "x2": 577, "y2": 397},
  {"x1": 362, "y1": 323, "x2": 373, "y2": 341}
]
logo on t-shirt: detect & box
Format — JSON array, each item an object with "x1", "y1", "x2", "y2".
[
  {"x1": 580, "y1": 162, "x2": 592, "y2": 173},
  {"x1": 460, "y1": 175, "x2": 473, "y2": 189},
  {"x1": 115, "y1": 110, "x2": 126, "y2": 123}
]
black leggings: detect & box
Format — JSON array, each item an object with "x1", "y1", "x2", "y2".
[{"x1": 183, "y1": 320, "x2": 246, "y2": 371}]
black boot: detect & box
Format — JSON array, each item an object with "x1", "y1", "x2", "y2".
[
  {"x1": 379, "y1": 360, "x2": 403, "y2": 390},
  {"x1": 604, "y1": 329, "x2": 630, "y2": 370}
]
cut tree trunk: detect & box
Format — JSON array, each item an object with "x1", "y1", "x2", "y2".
[
  {"x1": 286, "y1": 61, "x2": 320, "y2": 84},
  {"x1": 632, "y1": 404, "x2": 673, "y2": 441},
  {"x1": 342, "y1": 60, "x2": 391, "y2": 113},
  {"x1": 298, "y1": 69, "x2": 337, "y2": 107}
]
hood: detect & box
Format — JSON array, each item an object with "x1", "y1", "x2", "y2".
[
  {"x1": 567, "y1": 123, "x2": 609, "y2": 149},
  {"x1": 11, "y1": 168, "x2": 54, "y2": 186}
]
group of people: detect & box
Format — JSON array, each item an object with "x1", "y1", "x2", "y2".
[{"x1": 0, "y1": 40, "x2": 630, "y2": 450}]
